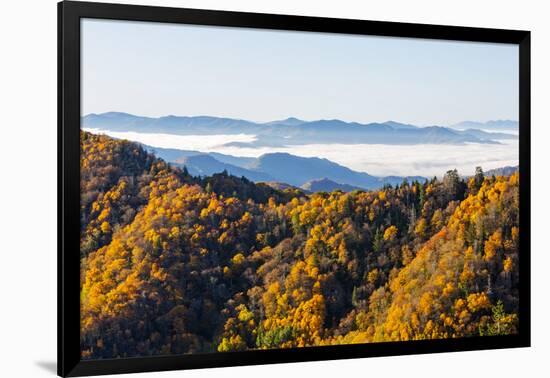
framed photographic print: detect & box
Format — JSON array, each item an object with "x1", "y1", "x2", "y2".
[{"x1": 58, "y1": 1, "x2": 531, "y2": 376}]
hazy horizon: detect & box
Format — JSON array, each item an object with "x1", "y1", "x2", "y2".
[{"x1": 82, "y1": 111, "x2": 518, "y2": 128}]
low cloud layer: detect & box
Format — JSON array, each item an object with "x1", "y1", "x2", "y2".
[{"x1": 85, "y1": 128, "x2": 518, "y2": 178}]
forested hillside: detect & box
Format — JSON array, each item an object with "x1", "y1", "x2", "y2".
[{"x1": 80, "y1": 131, "x2": 519, "y2": 359}]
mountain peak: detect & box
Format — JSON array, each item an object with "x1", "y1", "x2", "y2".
[
  {"x1": 94, "y1": 111, "x2": 139, "y2": 118},
  {"x1": 301, "y1": 177, "x2": 364, "y2": 193},
  {"x1": 265, "y1": 117, "x2": 306, "y2": 126},
  {"x1": 382, "y1": 120, "x2": 418, "y2": 130}
]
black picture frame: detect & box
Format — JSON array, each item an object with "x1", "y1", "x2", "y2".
[{"x1": 58, "y1": 1, "x2": 531, "y2": 376}]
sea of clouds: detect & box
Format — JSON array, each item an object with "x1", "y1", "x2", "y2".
[{"x1": 84, "y1": 128, "x2": 518, "y2": 178}]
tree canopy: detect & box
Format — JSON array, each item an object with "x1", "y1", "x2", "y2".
[{"x1": 80, "y1": 131, "x2": 519, "y2": 358}]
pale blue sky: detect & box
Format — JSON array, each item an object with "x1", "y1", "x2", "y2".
[{"x1": 81, "y1": 18, "x2": 518, "y2": 126}]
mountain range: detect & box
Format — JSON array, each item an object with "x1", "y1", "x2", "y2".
[
  {"x1": 82, "y1": 113, "x2": 518, "y2": 191},
  {"x1": 146, "y1": 145, "x2": 424, "y2": 191},
  {"x1": 83, "y1": 112, "x2": 518, "y2": 147}
]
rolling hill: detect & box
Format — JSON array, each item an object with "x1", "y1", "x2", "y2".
[{"x1": 175, "y1": 154, "x2": 274, "y2": 182}]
